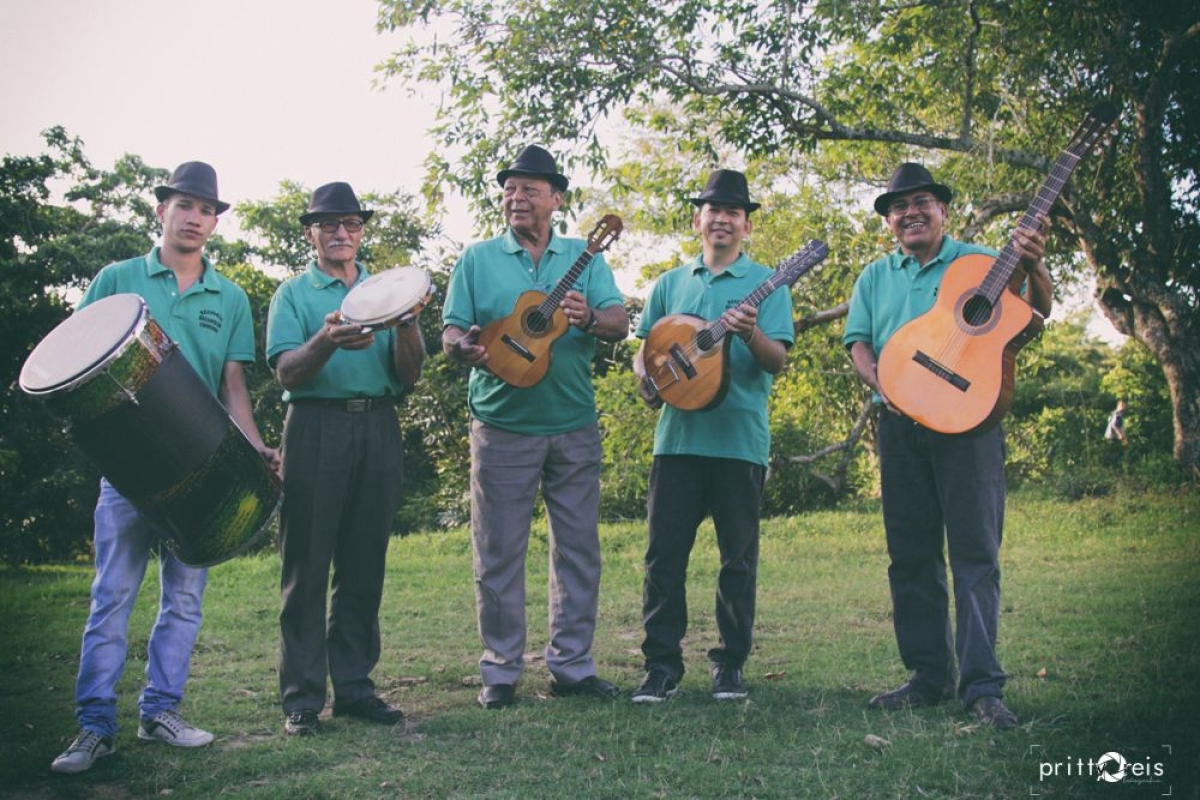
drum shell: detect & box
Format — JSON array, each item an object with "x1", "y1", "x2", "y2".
[{"x1": 26, "y1": 301, "x2": 280, "y2": 566}]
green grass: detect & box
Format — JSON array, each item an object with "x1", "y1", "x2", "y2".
[{"x1": 1, "y1": 489, "x2": 1197, "y2": 798}]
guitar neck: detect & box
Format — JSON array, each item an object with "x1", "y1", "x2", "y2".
[
  {"x1": 706, "y1": 240, "x2": 828, "y2": 343},
  {"x1": 538, "y1": 249, "x2": 598, "y2": 316}
]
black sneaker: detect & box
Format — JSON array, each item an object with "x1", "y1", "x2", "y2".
[
  {"x1": 284, "y1": 709, "x2": 321, "y2": 736},
  {"x1": 550, "y1": 675, "x2": 621, "y2": 700},
  {"x1": 970, "y1": 695, "x2": 1018, "y2": 730},
  {"x1": 631, "y1": 669, "x2": 680, "y2": 704},
  {"x1": 710, "y1": 663, "x2": 748, "y2": 700}
]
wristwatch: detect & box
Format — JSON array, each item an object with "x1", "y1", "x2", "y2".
[{"x1": 584, "y1": 309, "x2": 599, "y2": 334}]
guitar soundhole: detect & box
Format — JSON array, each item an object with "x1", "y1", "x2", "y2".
[
  {"x1": 524, "y1": 309, "x2": 549, "y2": 334},
  {"x1": 961, "y1": 295, "x2": 994, "y2": 328},
  {"x1": 695, "y1": 330, "x2": 716, "y2": 352}
]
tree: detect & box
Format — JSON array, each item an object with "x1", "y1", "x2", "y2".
[
  {"x1": 0, "y1": 129, "x2": 165, "y2": 565},
  {"x1": 378, "y1": 0, "x2": 1200, "y2": 474}
]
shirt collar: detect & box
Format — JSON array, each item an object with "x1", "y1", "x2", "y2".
[
  {"x1": 890, "y1": 235, "x2": 953, "y2": 271},
  {"x1": 689, "y1": 252, "x2": 752, "y2": 278},
  {"x1": 306, "y1": 260, "x2": 368, "y2": 288},
  {"x1": 146, "y1": 247, "x2": 219, "y2": 290},
  {"x1": 502, "y1": 227, "x2": 564, "y2": 256}
]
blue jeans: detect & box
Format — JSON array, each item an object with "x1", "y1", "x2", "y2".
[{"x1": 74, "y1": 480, "x2": 207, "y2": 738}]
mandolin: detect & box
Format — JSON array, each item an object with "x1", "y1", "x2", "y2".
[
  {"x1": 643, "y1": 239, "x2": 829, "y2": 412},
  {"x1": 877, "y1": 102, "x2": 1119, "y2": 434},
  {"x1": 478, "y1": 214, "x2": 622, "y2": 387}
]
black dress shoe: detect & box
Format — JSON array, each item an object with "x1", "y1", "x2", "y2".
[
  {"x1": 333, "y1": 695, "x2": 404, "y2": 724},
  {"x1": 868, "y1": 679, "x2": 954, "y2": 710},
  {"x1": 549, "y1": 675, "x2": 621, "y2": 700},
  {"x1": 478, "y1": 684, "x2": 516, "y2": 710},
  {"x1": 284, "y1": 709, "x2": 321, "y2": 736},
  {"x1": 970, "y1": 695, "x2": 1018, "y2": 730}
]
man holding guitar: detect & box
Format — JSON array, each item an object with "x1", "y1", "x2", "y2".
[
  {"x1": 631, "y1": 170, "x2": 794, "y2": 703},
  {"x1": 442, "y1": 145, "x2": 629, "y2": 710},
  {"x1": 843, "y1": 162, "x2": 1051, "y2": 730}
]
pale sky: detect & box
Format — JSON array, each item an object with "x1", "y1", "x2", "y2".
[{"x1": 0, "y1": 0, "x2": 459, "y2": 233}]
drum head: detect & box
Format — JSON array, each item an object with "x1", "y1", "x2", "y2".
[
  {"x1": 341, "y1": 267, "x2": 431, "y2": 327},
  {"x1": 19, "y1": 294, "x2": 146, "y2": 394}
]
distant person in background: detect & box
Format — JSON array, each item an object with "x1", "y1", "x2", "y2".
[
  {"x1": 267, "y1": 182, "x2": 425, "y2": 736},
  {"x1": 52, "y1": 162, "x2": 278, "y2": 775},
  {"x1": 1105, "y1": 399, "x2": 1128, "y2": 445}
]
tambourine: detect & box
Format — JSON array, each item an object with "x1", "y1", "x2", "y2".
[{"x1": 340, "y1": 266, "x2": 434, "y2": 331}]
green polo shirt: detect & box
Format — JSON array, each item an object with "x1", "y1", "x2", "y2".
[
  {"x1": 636, "y1": 253, "x2": 795, "y2": 466},
  {"x1": 77, "y1": 247, "x2": 255, "y2": 396},
  {"x1": 442, "y1": 228, "x2": 624, "y2": 435},
  {"x1": 843, "y1": 235, "x2": 997, "y2": 354},
  {"x1": 266, "y1": 261, "x2": 405, "y2": 402}
]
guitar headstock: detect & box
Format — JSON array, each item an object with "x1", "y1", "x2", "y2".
[
  {"x1": 586, "y1": 214, "x2": 623, "y2": 254},
  {"x1": 776, "y1": 239, "x2": 830, "y2": 283},
  {"x1": 1067, "y1": 102, "x2": 1119, "y2": 157}
]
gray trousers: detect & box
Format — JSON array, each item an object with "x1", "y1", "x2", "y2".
[
  {"x1": 469, "y1": 420, "x2": 602, "y2": 686},
  {"x1": 877, "y1": 411, "x2": 1007, "y2": 706},
  {"x1": 278, "y1": 402, "x2": 403, "y2": 713}
]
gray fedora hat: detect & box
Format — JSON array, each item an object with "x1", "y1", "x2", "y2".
[
  {"x1": 154, "y1": 161, "x2": 230, "y2": 215},
  {"x1": 298, "y1": 182, "x2": 375, "y2": 225},
  {"x1": 496, "y1": 145, "x2": 570, "y2": 193},
  {"x1": 689, "y1": 169, "x2": 761, "y2": 212},
  {"x1": 874, "y1": 162, "x2": 952, "y2": 216}
]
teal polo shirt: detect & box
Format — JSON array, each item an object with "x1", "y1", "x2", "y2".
[
  {"x1": 266, "y1": 261, "x2": 405, "y2": 402},
  {"x1": 442, "y1": 228, "x2": 624, "y2": 435},
  {"x1": 77, "y1": 247, "x2": 255, "y2": 396},
  {"x1": 636, "y1": 253, "x2": 795, "y2": 466}
]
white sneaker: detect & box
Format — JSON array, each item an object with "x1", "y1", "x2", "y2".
[
  {"x1": 51, "y1": 729, "x2": 115, "y2": 774},
  {"x1": 137, "y1": 710, "x2": 214, "y2": 747}
]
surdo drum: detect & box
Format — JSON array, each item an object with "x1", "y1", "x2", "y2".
[
  {"x1": 19, "y1": 294, "x2": 281, "y2": 566},
  {"x1": 340, "y1": 266, "x2": 434, "y2": 331}
]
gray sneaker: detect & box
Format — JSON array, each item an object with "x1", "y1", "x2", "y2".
[
  {"x1": 51, "y1": 730, "x2": 114, "y2": 774},
  {"x1": 137, "y1": 710, "x2": 214, "y2": 747}
]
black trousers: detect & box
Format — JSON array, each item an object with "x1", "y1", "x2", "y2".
[
  {"x1": 877, "y1": 412, "x2": 1007, "y2": 705},
  {"x1": 641, "y1": 455, "x2": 766, "y2": 678},
  {"x1": 278, "y1": 402, "x2": 403, "y2": 713}
]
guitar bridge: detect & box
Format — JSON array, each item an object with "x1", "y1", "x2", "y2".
[
  {"x1": 912, "y1": 351, "x2": 970, "y2": 392},
  {"x1": 668, "y1": 344, "x2": 697, "y2": 379},
  {"x1": 501, "y1": 334, "x2": 535, "y2": 363}
]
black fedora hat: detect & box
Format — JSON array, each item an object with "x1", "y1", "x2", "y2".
[
  {"x1": 874, "y1": 162, "x2": 952, "y2": 216},
  {"x1": 299, "y1": 182, "x2": 374, "y2": 225},
  {"x1": 154, "y1": 161, "x2": 230, "y2": 215},
  {"x1": 689, "y1": 169, "x2": 760, "y2": 212},
  {"x1": 496, "y1": 145, "x2": 570, "y2": 193}
]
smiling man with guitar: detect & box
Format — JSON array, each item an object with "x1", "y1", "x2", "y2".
[
  {"x1": 843, "y1": 162, "x2": 1052, "y2": 731},
  {"x1": 442, "y1": 145, "x2": 629, "y2": 710},
  {"x1": 631, "y1": 170, "x2": 795, "y2": 704}
]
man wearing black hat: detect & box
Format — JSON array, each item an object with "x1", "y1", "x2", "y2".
[
  {"x1": 843, "y1": 162, "x2": 1052, "y2": 730},
  {"x1": 630, "y1": 169, "x2": 794, "y2": 703},
  {"x1": 266, "y1": 182, "x2": 425, "y2": 735},
  {"x1": 442, "y1": 145, "x2": 629, "y2": 709},
  {"x1": 52, "y1": 162, "x2": 278, "y2": 774}
]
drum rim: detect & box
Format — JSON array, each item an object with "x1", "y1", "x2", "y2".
[
  {"x1": 340, "y1": 267, "x2": 432, "y2": 327},
  {"x1": 18, "y1": 294, "x2": 148, "y2": 395}
]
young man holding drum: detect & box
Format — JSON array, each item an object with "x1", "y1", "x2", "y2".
[
  {"x1": 266, "y1": 182, "x2": 425, "y2": 736},
  {"x1": 52, "y1": 162, "x2": 278, "y2": 774}
]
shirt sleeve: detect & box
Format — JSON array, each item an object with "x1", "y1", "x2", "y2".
[
  {"x1": 441, "y1": 247, "x2": 478, "y2": 331},
  {"x1": 842, "y1": 265, "x2": 876, "y2": 349},
  {"x1": 266, "y1": 280, "x2": 306, "y2": 366}
]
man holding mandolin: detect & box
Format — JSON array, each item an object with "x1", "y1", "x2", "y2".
[
  {"x1": 631, "y1": 169, "x2": 794, "y2": 703},
  {"x1": 843, "y1": 162, "x2": 1052, "y2": 730},
  {"x1": 442, "y1": 145, "x2": 629, "y2": 710}
]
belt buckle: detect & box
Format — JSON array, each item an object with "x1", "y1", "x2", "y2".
[{"x1": 345, "y1": 398, "x2": 369, "y2": 412}]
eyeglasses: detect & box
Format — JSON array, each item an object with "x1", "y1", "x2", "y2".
[
  {"x1": 887, "y1": 195, "x2": 939, "y2": 216},
  {"x1": 311, "y1": 218, "x2": 365, "y2": 233}
]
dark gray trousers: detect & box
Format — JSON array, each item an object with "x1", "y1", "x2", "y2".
[
  {"x1": 278, "y1": 402, "x2": 403, "y2": 713},
  {"x1": 877, "y1": 412, "x2": 1007, "y2": 706}
]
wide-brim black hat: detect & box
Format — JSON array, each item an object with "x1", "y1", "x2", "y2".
[
  {"x1": 689, "y1": 169, "x2": 761, "y2": 212},
  {"x1": 299, "y1": 182, "x2": 375, "y2": 225},
  {"x1": 496, "y1": 145, "x2": 570, "y2": 193},
  {"x1": 153, "y1": 161, "x2": 230, "y2": 215},
  {"x1": 874, "y1": 162, "x2": 952, "y2": 216}
]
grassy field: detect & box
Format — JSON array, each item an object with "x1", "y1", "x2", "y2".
[{"x1": 1, "y1": 489, "x2": 1197, "y2": 799}]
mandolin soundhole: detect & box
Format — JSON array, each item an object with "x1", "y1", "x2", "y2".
[
  {"x1": 524, "y1": 309, "x2": 549, "y2": 335},
  {"x1": 695, "y1": 329, "x2": 716, "y2": 352}
]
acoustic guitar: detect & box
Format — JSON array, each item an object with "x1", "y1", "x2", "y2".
[
  {"x1": 478, "y1": 214, "x2": 623, "y2": 387},
  {"x1": 877, "y1": 102, "x2": 1118, "y2": 434},
  {"x1": 643, "y1": 239, "x2": 829, "y2": 412}
]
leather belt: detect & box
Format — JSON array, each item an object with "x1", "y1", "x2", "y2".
[{"x1": 291, "y1": 396, "x2": 396, "y2": 412}]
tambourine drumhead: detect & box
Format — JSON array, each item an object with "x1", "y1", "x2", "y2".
[
  {"x1": 19, "y1": 294, "x2": 146, "y2": 395},
  {"x1": 341, "y1": 267, "x2": 432, "y2": 328}
]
